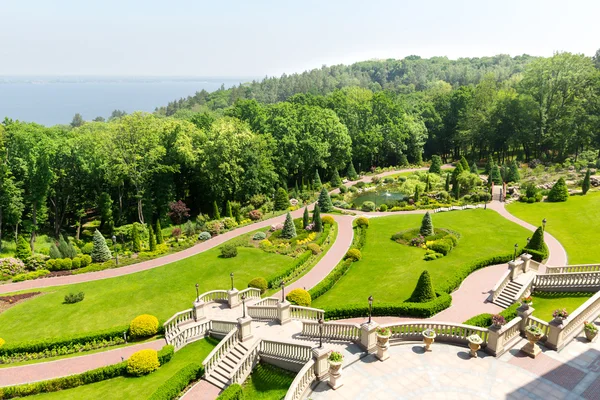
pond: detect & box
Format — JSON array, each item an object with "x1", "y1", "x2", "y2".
[{"x1": 352, "y1": 190, "x2": 407, "y2": 207}]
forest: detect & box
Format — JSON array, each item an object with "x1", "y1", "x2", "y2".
[{"x1": 1, "y1": 51, "x2": 599, "y2": 249}]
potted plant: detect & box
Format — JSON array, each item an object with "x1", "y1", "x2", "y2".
[
  {"x1": 520, "y1": 296, "x2": 533, "y2": 309},
  {"x1": 376, "y1": 327, "x2": 391, "y2": 361},
  {"x1": 467, "y1": 334, "x2": 483, "y2": 358},
  {"x1": 552, "y1": 308, "x2": 569, "y2": 324},
  {"x1": 491, "y1": 314, "x2": 506, "y2": 328},
  {"x1": 422, "y1": 328, "x2": 437, "y2": 351},
  {"x1": 584, "y1": 321, "x2": 598, "y2": 342},
  {"x1": 327, "y1": 351, "x2": 344, "y2": 389},
  {"x1": 522, "y1": 324, "x2": 544, "y2": 358}
]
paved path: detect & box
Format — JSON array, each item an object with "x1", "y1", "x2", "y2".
[{"x1": 0, "y1": 339, "x2": 165, "y2": 386}]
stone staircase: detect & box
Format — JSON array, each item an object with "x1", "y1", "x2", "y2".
[
  {"x1": 493, "y1": 280, "x2": 523, "y2": 308},
  {"x1": 204, "y1": 339, "x2": 257, "y2": 389}
]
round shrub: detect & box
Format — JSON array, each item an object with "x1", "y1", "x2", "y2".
[
  {"x1": 220, "y1": 244, "x2": 238, "y2": 258},
  {"x1": 81, "y1": 242, "x2": 94, "y2": 255},
  {"x1": 253, "y1": 231, "x2": 267, "y2": 241},
  {"x1": 286, "y1": 288, "x2": 311, "y2": 307},
  {"x1": 130, "y1": 314, "x2": 159, "y2": 338},
  {"x1": 198, "y1": 231, "x2": 211, "y2": 241},
  {"x1": 222, "y1": 217, "x2": 238, "y2": 230},
  {"x1": 361, "y1": 201, "x2": 376, "y2": 212},
  {"x1": 355, "y1": 217, "x2": 369, "y2": 228},
  {"x1": 205, "y1": 220, "x2": 223, "y2": 236},
  {"x1": 321, "y1": 216, "x2": 335, "y2": 226},
  {"x1": 344, "y1": 248, "x2": 362, "y2": 261},
  {"x1": 379, "y1": 204, "x2": 388, "y2": 212},
  {"x1": 80, "y1": 254, "x2": 92, "y2": 267},
  {"x1": 307, "y1": 243, "x2": 321, "y2": 255},
  {"x1": 339, "y1": 185, "x2": 348, "y2": 194},
  {"x1": 248, "y1": 277, "x2": 268, "y2": 294},
  {"x1": 127, "y1": 349, "x2": 160, "y2": 376},
  {"x1": 248, "y1": 209, "x2": 263, "y2": 221},
  {"x1": 71, "y1": 257, "x2": 81, "y2": 269}
]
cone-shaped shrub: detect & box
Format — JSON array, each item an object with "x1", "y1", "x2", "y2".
[
  {"x1": 484, "y1": 158, "x2": 494, "y2": 175},
  {"x1": 548, "y1": 177, "x2": 569, "y2": 202},
  {"x1": 330, "y1": 169, "x2": 342, "y2": 186},
  {"x1": 212, "y1": 201, "x2": 220, "y2": 220},
  {"x1": 313, "y1": 170, "x2": 322, "y2": 189},
  {"x1": 420, "y1": 212, "x2": 434, "y2": 237},
  {"x1": 155, "y1": 220, "x2": 163, "y2": 244},
  {"x1": 409, "y1": 270, "x2": 436, "y2": 303},
  {"x1": 347, "y1": 162, "x2": 358, "y2": 180},
  {"x1": 429, "y1": 155, "x2": 442, "y2": 174},
  {"x1": 453, "y1": 182, "x2": 460, "y2": 199},
  {"x1": 303, "y1": 206, "x2": 310, "y2": 229},
  {"x1": 460, "y1": 156, "x2": 469, "y2": 171},
  {"x1": 582, "y1": 169, "x2": 591, "y2": 195},
  {"x1": 451, "y1": 163, "x2": 464, "y2": 185},
  {"x1": 507, "y1": 160, "x2": 520, "y2": 182},
  {"x1": 131, "y1": 223, "x2": 141, "y2": 252},
  {"x1": 281, "y1": 212, "x2": 297, "y2": 239},
  {"x1": 225, "y1": 201, "x2": 233, "y2": 218},
  {"x1": 399, "y1": 154, "x2": 409, "y2": 166},
  {"x1": 526, "y1": 226, "x2": 546, "y2": 253},
  {"x1": 445, "y1": 173, "x2": 450, "y2": 191},
  {"x1": 275, "y1": 187, "x2": 289, "y2": 210},
  {"x1": 414, "y1": 185, "x2": 420, "y2": 202},
  {"x1": 15, "y1": 236, "x2": 32, "y2": 260},
  {"x1": 312, "y1": 204, "x2": 322, "y2": 232},
  {"x1": 91, "y1": 229, "x2": 111, "y2": 262},
  {"x1": 318, "y1": 187, "x2": 334, "y2": 212},
  {"x1": 490, "y1": 164, "x2": 502, "y2": 185},
  {"x1": 148, "y1": 224, "x2": 157, "y2": 251},
  {"x1": 425, "y1": 174, "x2": 431, "y2": 192},
  {"x1": 470, "y1": 163, "x2": 478, "y2": 174}
]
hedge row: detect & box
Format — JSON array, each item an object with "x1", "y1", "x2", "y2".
[
  {"x1": 462, "y1": 303, "x2": 520, "y2": 328},
  {"x1": 148, "y1": 363, "x2": 203, "y2": 400},
  {"x1": 157, "y1": 345, "x2": 175, "y2": 365},
  {"x1": 525, "y1": 245, "x2": 548, "y2": 262},
  {"x1": 216, "y1": 383, "x2": 244, "y2": 400},
  {"x1": 323, "y1": 292, "x2": 452, "y2": 320}
]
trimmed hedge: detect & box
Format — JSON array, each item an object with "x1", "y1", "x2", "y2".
[
  {"x1": 463, "y1": 303, "x2": 519, "y2": 328},
  {"x1": 286, "y1": 288, "x2": 311, "y2": 307},
  {"x1": 130, "y1": 314, "x2": 159, "y2": 338},
  {"x1": 436, "y1": 253, "x2": 515, "y2": 294},
  {"x1": 158, "y1": 345, "x2": 175, "y2": 365},
  {"x1": 127, "y1": 349, "x2": 160, "y2": 376},
  {"x1": 12, "y1": 269, "x2": 50, "y2": 282},
  {"x1": 148, "y1": 363, "x2": 203, "y2": 400},
  {"x1": 248, "y1": 277, "x2": 268, "y2": 294},
  {"x1": 216, "y1": 383, "x2": 244, "y2": 400}
]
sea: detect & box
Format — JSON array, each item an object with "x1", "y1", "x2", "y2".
[{"x1": 0, "y1": 76, "x2": 254, "y2": 126}]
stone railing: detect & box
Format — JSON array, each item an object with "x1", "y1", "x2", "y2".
[
  {"x1": 247, "y1": 305, "x2": 278, "y2": 320},
  {"x1": 491, "y1": 269, "x2": 512, "y2": 303},
  {"x1": 239, "y1": 287, "x2": 262, "y2": 300},
  {"x1": 486, "y1": 316, "x2": 522, "y2": 357},
  {"x1": 260, "y1": 339, "x2": 313, "y2": 362},
  {"x1": 433, "y1": 204, "x2": 484, "y2": 213},
  {"x1": 283, "y1": 359, "x2": 316, "y2": 400},
  {"x1": 202, "y1": 327, "x2": 239, "y2": 377},
  {"x1": 555, "y1": 291, "x2": 600, "y2": 349},
  {"x1": 525, "y1": 316, "x2": 550, "y2": 339},
  {"x1": 171, "y1": 320, "x2": 212, "y2": 350},
  {"x1": 301, "y1": 321, "x2": 361, "y2": 342},
  {"x1": 500, "y1": 317, "x2": 521, "y2": 346},
  {"x1": 199, "y1": 290, "x2": 229, "y2": 303},
  {"x1": 513, "y1": 274, "x2": 536, "y2": 302},
  {"x1": 211, "y1": 319, "x2": 238, "y2": 334},
  {"x1": 290, "y1": 305, "x2": 324, "y2": 321},
  {"x1": 254, "y1": 297, "x2": 280, "y2": 306},
  {"x1": 231, "y1": 341, "x2": 261, "y2": 385},
  {"x1": 163, "y1": 308, "x2": 195, "y2": 338},
  {"x1": 534, "y1": 271, "x2": 600, "y2": 291},
  {"x1": 381, "y1": 322, "x2": 489, "y2": 345},
  {"x1": 546, "y1": 264, "x2": 600, "y2": 274}
]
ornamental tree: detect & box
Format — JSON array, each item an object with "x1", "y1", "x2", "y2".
[
  {"x1": 470, "y1": 163, "x2": 478, "y2": 174},
  {"x1": 445, "y1": 173, "x2": 450, "y2": 191},
  {"x1": 313, "y1": 170, "x2": 322, "y2": 189},
  {"x1": 489, "y1": 164, "x2": 502, "y2": 185},
  {"x1": 312, "y1": 204, "x2": 322, "y2": 232},
  {"x1": 318, "y1": 187, "x2": 334, "y2": 213},
  {"x1": 420, "y1": 212, "x2": 434, "y2": 236},
  {"x1": 451, "y1": 163, "x2": 464, "y2": 185},
  {"x1": 303, "y1": 206, "x2": 310, "y2": 229},
  {"x1": 507, "y1": 160, "x2": 520, "y2": 183},
  {"x1": 347, "y1": 162, "x2": 358, "y2": 180},
  {"x1": 225, "y1": 200, "x2": 233, "y2": 218},
  {"x1": 548, "y1": 177, "x2": 569, "y2": 202},
  {"x1": 212, "y1": 201, "x2": 220, "y2": 219},
  {"x1": 582, "y1": 169, "x2": 591, "y2": 195},
  {"x1": 330, "y1": 169, "x2": 342, "y2": 186},
  {"x1": 459, "y1": 156, "x2": 469, "y2": 171},
  {"x1": 429, "y1": 155, "x2": 442, "y2": 174},
  {"x1": 91, "y1": 229, "x2": 111, "y2": 262},
  {"x1": 409, "y1": 270, "x2": 436, "y2": 303},
  {"x1": 281, "y1": 212, "x2": 297, "y2": 239},
  {"x1": 274, "y1": 187, "x2": 289, "y2": 210},
  {"x1": 15, "y1": 235, "x2": 31, "y2": 260},
  {"x1": 155, "y1": 220, "x2": 163, "y2": 244},
  {"x1": 148, "y1": 224, "x2": 157, "y2": 251},
  {"x1": 168, "y1": 200, "x2": 190, "y2": 226},
  {"x1": 131, "y1": 223, "x2": 142, "y2": 252}
]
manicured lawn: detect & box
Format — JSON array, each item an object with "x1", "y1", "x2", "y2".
[
  {"x1": 507, "y1": 192, "x2": 600, "y2": 264},
  {"x1": 0, "y1": 243, "x2": 294, "y2": 343},
  {"x1": 242, "y1": 363, "x2": 296, "y2": 400},
  {"x1": 27, "y1": 338, "x2": 218, "y2": 400},
  {"x1": 531, "y1": 292, "x2": 593, "y2": 322},
  {"x1": 313, "y1": 209, "x2": 531, "y2": 308}
]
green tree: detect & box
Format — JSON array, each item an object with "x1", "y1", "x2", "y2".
[
  {"x1": 97, "y1": 192, "x2": 113, "y2": 231},
  {"x1": 548, "y1": 177, "x2": 569, "y2": 202},
  {"x1": 313, "y1": 170, "x2": 322, "y2": 190},
  {"x1": 425, "y1": 174, "x2": 431, "y2": 192},
  {"x1": 58, "y1": 234, "x2": 77, "y2": 258},
  {"x1": 525, "y1": 226, "x2": 547, "y2": 260},
  {"x1": 131, "y1": 223, "x2": 141, "y2": 252},
  {"x1": 15, "y1": 235, "x2": 31, "y2": 260},
  {"x1": 582, "y1": 169, "x2": 591, "y2": 195},
  {"x1": 451, "y1": 163, "x2": 464, "y2": 185},
  {"x1": 444, "y1": 173, "x2": 450, "y2": 191},
  {"x1": 490, "y1": 164, "x2": 502, "y2": 185},
  {"x1": 312, "y1": 204, "x2": 322, "y2": 232},
  {"x1": 148, "y1": 224, "x2": 157, "y2": 251},
  {"x1": 212, "y1": 201, "x2": 221, "y2": 219},
  {"x1": 71, "y1": 113, "x2": 84, "y2": 128},
  {"x1": 225, "y1": 200, "x2": 233, "y2": 218},
  {"x1": 459, "y1": 156, "x2": 469, "y2": 171},
  {"x1": 507, "y1": 160, "x2": 520, "y2": 183},
  {"x1": 281, "y1": 212, "x2": 297, "y2": 239},
  {"x1": 347, "y1": 162, "x2": 358, "y2": 180},
  {"x1": 453, "y1": 182, "x2": 460, "y2": 199},
  {"x1": 414, "y1": 185, "x2": 420, "y2": 202},
  {"x1": 484, "y1": 158, "x2": 494, "y2": 175},
  {"x1": 155, "y1": 220, "x2": 164, "y2": 244},
  {"x1": 0, "y1": 160, "x2": 23, "y2": 252},
  {"x1": 470, "y1": 163, "x2": 478, "y2": 174},
  {"x1": 409, "y1": 270, "x2": 436, "y2": 303},
  {"x1": 429, "y1": 155, "x2": 442, "y2": 174},
  {"x1": 330, "y1": 169, "x2": 342, "y2": 186},
  {"x1": 91, "y1": 229, "x2": 112, "y2": 262},
  {"x1": 318, "y1": 187, "x2": 334, "y2": 213},
  {"x1": 420, "y1": 212, "x2": 434, "y2": 236},
  {"x1": 274, "y1": 187, "x2": 289, "y2": 211},
  {"x1": 303, "y1": 206, "x2": 309, "y2": 229}
]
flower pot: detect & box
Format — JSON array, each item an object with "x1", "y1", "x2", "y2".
[
  {"x1": 422, "y1": 331, "x2": 437, "y2": 352},
  {"x1": 377, "y1": 333, "x2": 391, "y2": 347},
  {"x1": 552, "y1": 317, "x2": 566, "y2": 325},
  {"x1": 585, "y1": 329, "x2": 598, "y2": 342},
  {"x1": 328, "y1": 360, "x2": 343, "y2": 374},
  {"x1": 376, "y1": 334, "x2": 391, "y2": 361},
  {"x1": 525, "y1": 330, "x2": 543, "y2": 343},
  {"x1": 522, "y1": 330, "x2": 543, "y2": 358},
  {"x1": 521, "y1": 302, "x2": 532, "y2": 310},
  {"x1": 328, "y1": 361, "x2": 343, "y2": 390}
]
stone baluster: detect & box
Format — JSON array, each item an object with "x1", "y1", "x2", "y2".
[{"x1": 278, "y1": 301, "x2": 291, "y2": 325}]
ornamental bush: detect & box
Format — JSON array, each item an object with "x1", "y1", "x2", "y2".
[
  {"x1": 91, "y1": 230, "x2": 111, "y2": 263},
  {"x1": 312, "y1": 204, "x2": 322, "y2": 232},
  {"x1": 148, "y1": 363, "x2": 203, "y2": 400},
  {"x1": 321, "y1": 215, "x2": 335, "y2": 225},
  {"x1": 198, "y1": 231, "x2": 211, "y2": 241},
  {"x1": 148, "y1": 225, "x2": 157, "y2": 251},
  {"x1": 379, "y1": 204, "x2": 388, "y2": 212},
  {"x1": 248, "y1": 277, "x2": 268, "y2": 294},
  {"x1": 217, "y1": 383, "x2": 243, "y2": 400},
  {"x1": 346, "y1": 162, "x2": 358, "y2": 180},
  {"x1": 281, "y1": 212, "x2": 297, "y2": 239},
  {"x1": 582, "y1": 169, "x2": 591, "y2": 195},
  {"x1": 548, "y1": 177, "x2": 569, "y2": 202},
  {"x1": 361, "y1": 201, "x2": 376, "y2": 212},
  {"x1": 344, "y1": 248, "x2": 362, "y2": 261},
  {"x1": 318, "y1": 187, "x2": 334, "y2": 212},
  {"x1": 0, "y1": 258, "x2": 26, "y2": 278},
  {"x1": 252, "y1": 231, "x2": 266, "y2": 241},
  {"x1": 429, "y1": 155, "x2": 442, "y2": 174},
  {"x1": 420, "y1": 212, "x2": 434, "y2": 236},
  {"x1": 275, "y1": 187, "x2": 290, "y2": 211},
  {"x1": 222, "y1": 217, "x2": 238, "y2": 230},
  {"x1": 15, "y1": 236, "x2": 31, "y2": 260},
  {"x1": 355, "y1": 216, "x2": 369, "y2": 228},
  {"x1": 220, "y1": 244, "x2": 238, "y2": 258},
  {"x1": 131, "y1": 223, "x2": 141, "y2": 252},
  {"x1": 330, "y1": 169, "x2": 342, "y2": 186},
  {"x1": 127, "y1": 349, "x2": 160, "y2": 376},
  {"x1": 80, "y1": 254, "x2": 92, "y2": 267},
  {"x1": 409, "y1": 270, "x2": 436, "y2": 303},
  {"x1": 155, "y1": 220, "x2": 164, "y2": 244},
  {"x1": 307, "y1": 243, "x2": 321, "y2": 254},
  {"x1": 129, "y1": 314, "x2": 159, "y2": 338},
  {"x1": 313, "y1": 170, "x2": 322, "y2": 189},
  {"x1": 205, "y1": 220, "x2": 223, "y2": 236},
  {"x1": 248, "y1": 209, "x2": 263, "y2": 221},
  {"x1": 286, "y1": 288, "x2": 311, "y2": 307},
  {"x1": 64, "y1": 292, "x2": 85, "y2": 304}
]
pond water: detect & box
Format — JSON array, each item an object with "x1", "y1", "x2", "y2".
[{"x1": 352, "y1": 190, "x2": 407, "y2": 207}]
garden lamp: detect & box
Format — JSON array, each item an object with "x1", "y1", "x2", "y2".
[
  {"x1": 318, "y1": 318, "x2": 324, "y2": 348},
  {"x1": 527, "y1": 237, "x2": 531, "y2": 246},
  {"x1": 513, "y1": 243, "x2": 519, "y2": 261},
  {"x1": 230, "y1": 272, "x2": 234, "y2": 291},
  {"x1": 542, "y1": 218, "x2": 547, "y2": 231},
  {"x1": 195, "y1": 283, "x2": 200, "y2": 302},
  {"x1": 368, "y1": 295, "x2": 374, "y2": 324},
  {"x1": 280, "y1": 280, "x2": 286, "y2": 302},
  {"x1": 112, "y1": 235, "x2": 118, "y2": 266}
]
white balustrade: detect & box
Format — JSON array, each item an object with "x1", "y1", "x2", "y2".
[
  {"x1": 546, "y1": 264, "x2": 600, "y2": 274},
  {"x1": 260, "y1": 339, "x2": 313, "y2": 362},
  {"x1": 284, "y1": 359, "x2": 316, "y2": 400},
  {"x1": 534, "y1": 271, "x2": 600, "y2": 290},
  {"x1": 211, "y1": 319, "x2": 238, "y2": 334},
  {"x1": 170, "y1": 320, "x2": 212, "y2": 350},
  {"x1": 247, "y1": 305, "x2": 278, "y2": 320},
  {"x1": 381, "y1": 322, "x2": 489, "y2": 345},
  {"x1": 199, "y1": 290, "x2": 229, "y2": 303},
  {"x1": 301, "y1": 321, "x2": 361, "y2": 341},
  {"x1": 202, "y1": 327, "x2": 239, "y2": 377},
  {"x1": 513, "y1": 275, "x2": 536, "y2": 302},
  {"x1": 239, "y1": 287, "x2": 262, "y2": 300},
  {"x1": 499, "y1": 317, "x2": 521, "y2": 345},
  {"x1": 231, "y1": 341, "x2": 261, "y2": 384},
  {"x1": 163, "y1": 308, "x2": 194, "y2": 340},
  {"x1": 254, "y1": 297, "x2": 280, "y2": 306},
  {"x1": 290, "y1": 305, "x2": 325, "y2": 321},
  {"x1": 561, "y1": 291, "x2": 600, "y2": 345},
  {"x1": 525, "y1": 316, "x2": 550, "y2": 338},
  {"x1": 491, "y1": 270, "x2": 512, "y2": 303}
]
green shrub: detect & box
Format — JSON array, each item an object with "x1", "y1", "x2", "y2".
[
  {"x1": 524, "y1": 226, "x2": 547, "y2": 261},
  {"x1": 409, "y1": 270, "x2": 436, "y2": 303},
  {"x1": 582, "y1": 169, "x2": 591, "y2": 195},
  {"x1": 286, "y1": 288, "x2": 311, "y2": 307},
  {"x1": 463, "y1": 303, "x2": 519, "y2": 327},
  {"x1": 12, "y1": 269, "x2": 50, "y2": 282},
  {"x1": 420, "y1": 212, "x2": 434, "y2": 236},
  {"x1": 58, "y1": 235, "x2": 77, "y2": 259},
  {"x1": 321, "y1": 215, "x2": 335, "y2": 225},
  {"x1": 198, "y1": 231, "x2": 211, "y2": 241},
  {"x1": 15, "y1": 236, "x2": 31, "y2": 260},
  {"x1": 148, "y1": 363, "x2": 203, "y2": 400},
  {"x1": 220, "y1": 244, "x2": 238, "y2": 258},
  {"x1": 379, "y1": 204, "x2": 388, "y2": 212},
  {"x1": 71, "y1": 257, "x2": 81, "y2": 269},
  {"x1": 275, "y1": 187, "x2": 290, "y2": 211},
  {"x1": 248, "y1": 277, "x2": 268, "y2": 294},
  {"x1": 216, "y1": 383, "x2": 244, "y2": 400},
  {"x1": 548, "y1": 177, "x2": 569, "y2": 202},
  {"x1": 318, "y1": 187, "x2": 334, "y2": 213},
  {"x1": 307, "y1": 243, "x2": 321, "y2": 255},
  {"x1": 157, "y1": 345, "x2": 175, "y2": 365},
  {"x1": 344, "y1": 248, "x2": 362, "y2": 261},
  {"x1": 127, "y1": 349, "x2": 159, "y2": 376},
  {"x1": 339, "y1": 185, "x2": 348, "y2": 194},
  {"x1": 355, "y1": 217, "x2": 369, "y2": 228},
  {"x1": 312, "y1": 204, "x2": 322, "y2": 232},
  {"x1": 80, "y1": 254, "x2": 92, "y2": 267},
  {"x1": 64, "y1": 292, "x2": 85, "y2": 304},
  {"x1": 222, "y1": 217, "x2": 238, "y2": 230},
  {"x1": 267, "y1": 250, "x2": 312, "y2": 288},
  {"x1": 361, "y1": 201, "x2": 376, "y2": 212},
  {"x1": 281, "y1": 212, "x2": 297, "y2": 239},
  {"x1": 428, "y1": 240, "x2": 451, "y2": 255},
  {"x1": 129, "y1": 314, "x2": 159, "y2": 338},
  {"x1": 91, "y1": 230, "x2": 112, "y2": 262},
  {"x1": 252, "y1": 231, "x2": 266, "y2": 241},
  {"x1": 80, "y1": 242, "x2": 94, "y2": 255}
]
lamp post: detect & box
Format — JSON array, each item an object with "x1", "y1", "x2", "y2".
[
  {"x1": 230, "y1": 272, "x2": 234, "y2": 291},
  {"x1": 112, "y1": 235, "x2": 118, "y2": 266},
  {"x1": 280, "y1": 280, "x2": 286, "y2": 303},
  {"x1": 195, "y1": 283, "x2": 200, "y2": 302},
  {"x1": 542, "y1": 218, "x2": 547, "y2": 232},
  {"x1": 241, "y1": 294, "x2": 247, "y2": 318},
  {"x1": 527, "y1": 237, "x2": 531, "y2": 247},
  {"x1": 513, "y1": 243, "x2": 519, "y2": 261},
  {"x1": 318, "y1": 318, "x2": 324, "y2": 348},
  {"x1": 368, "y1": 295, "x2": 373, "y2": 324}
]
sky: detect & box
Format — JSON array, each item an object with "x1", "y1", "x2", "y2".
[{"x1": 1, "y1": 0, "x2": 598, "y2": 77}]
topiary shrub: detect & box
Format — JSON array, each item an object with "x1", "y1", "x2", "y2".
[
  {"x1": 312, "y1": 204, "x2": 322, "y2": 232},
  {"x1": 318, "y1": 187, "x2": 334, "y2": 213},
  {"x1": 379, "y1": 204, "x2": 388, "y2": 212},
  {"x1": 91, "y1": 230, "x2": 112, "y2": 263},
  {"x1": 355, "y1": 217, "x2": 369, "y2": 228},
  {"x1": 307, "y1": 243, "x2": 321, "y2": 255},
  {"x1": 321, "y1": 215, "x2": 335, "y2": 225},
  {"x1": 220, "y1": 244, "x2": 238, "y2": 258},
  {"x1": 71, "y1": 257, "x2": 81, "y2": 269},
  {"x1": 361, "y1": 201, "x2": 376, "y2": 212},
  {"x1": 252, "y1": 231, "x2": 266, "y2": 241},
  {"x1": 80, "y1": 242, "x2": 94, "y2": 255},
  {"x1": 80, "y1": 254, "x2": 92, "y2": 267},
  {"x1": 429, "y1": 155, "x2": 442, "y2": 174},
  {"x1": 548, "y1": 177, "x2": 569, "y2": 202},
  {"x1": 15, "y1": 236, "x2": 32, "y2": 260},
  {"x1": 286, "y1": 288, "x2": 311, "y2": 307},
  {"x1": 248, "y1": 277, "x2": 268, "y2": 294},
  {"x1": 64, "y1": 292, "x2": 85, "y2": 304},
  {"x1": 129, "y1": 314, "x2": 159, "y2": 338},
  {"x1": 582, "y1": 169, "x2": 591, "y2": 195},
  {"x1": 198, "y1": 231, "x2": 211, "y2": 241},
  {"x1": 127, "y1": 349, "x2": 160, "y2": 376},
  {"x1": 344, "y1": 248, "x2": 362, "y2": 261},
  {"x1": 420, "y1": 212, "x2": 434, "y2": 236},
  {"x1": 281, "y1": 212, "x2": 297, "y2": 239},
  {"x1": 409, "y1": 270, "x2": 436, "y2": 303}
]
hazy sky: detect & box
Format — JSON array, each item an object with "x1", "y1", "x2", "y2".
[{"x1": 1, "y1": 0, "x2": 598, "y2": 77}]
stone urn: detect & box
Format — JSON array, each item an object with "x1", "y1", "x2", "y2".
[
  {"x1": 328, "y1": 353, "x2": 344, "y2": 390},
  {"x1": 376, "y1": 330, "x2": 391, "y2": 361},
  {"x1": 522, "y1": 326, "x2": 543, "y2": 358},
  {"x1": 521, "y1": 302, "x2": 532, "y2": 310},
  {"x1": 585, "y1": 325, "x2": 598, "y2": 342},
  {"x1": 467, "y1": 334, "x2": 483, "y2": 358},
  {"x1": 422, "y1": 329, "x2": 437, "y2": 352},
  {"x1": 552, "y1": 316, "x2": 566, "y2": 325}
]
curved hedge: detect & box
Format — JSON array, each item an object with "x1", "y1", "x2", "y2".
[
  {"x1": 463, "y1": 303, "x2": 519, "y2": 327},
  {"x1": 216, "y1": 383, "x2": 243, "y2": 400},
  {"x1": 148, "y1": 363, "x2": 203, "y2": 400}
]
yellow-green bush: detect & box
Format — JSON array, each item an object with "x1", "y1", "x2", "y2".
[
  {"x1": 286, "y1": 288, "x2": 311, "y2": 307},
  {"x1": 322, "y1": 215, "x2": 335, "y2": 225},
  {"x1": 127, "y1": 349, "x2": 160, "y2": 376},
  {"x1": 355, "y1": 217, "x2": 369, "y2": 228},
  {"x1": 129, "y1": 314, "x2": 159, "y2": 338},
  {"x1": 307, "y1": 243, "x2": 321, "y2": 255},
  {"x1": 248, "y1": 277, "x2": 268, "y2": 294},
  {"x1": 344, "y1": 248, "x2": 362, "y2": 261}
]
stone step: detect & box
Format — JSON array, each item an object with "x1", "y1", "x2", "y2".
[{"x1": 205, "y1": 375, "x2": 228, "y2": 389}]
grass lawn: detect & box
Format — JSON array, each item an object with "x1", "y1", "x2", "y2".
[
  {"x1": 506, "y1": 192, "x2": 600, "y2": 264},
  {"x1": 242, "y1": 363, "x2": 295, "y2": 400},
  {"x1": 27, "y1": 337, "x2": 218, "y2": 400},
  {"x1": 313, "y1": 209, "x2": 531, "y2": 308},
  {"x1": 531, "y1": 292, "x2": 593, "y2": 322},
  {"x1": 0, "y1": 243, "x2": 294, "y2": 344}
]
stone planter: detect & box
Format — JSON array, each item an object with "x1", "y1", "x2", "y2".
[
  {"x1": 585, "y1": 329, "x2": 598, "y2": 342},
  {"x1": 467, "y1": 335, "x2": 483, "y2": 358},
  {"x1": 422, "y1": 330, "x2": 437, "y2": 352},
  {"x1": 376, "y1": 334, "x2": 391, "y2": 361},
  {"x1": 521, "y1": 330, "x2": 543, "y2": 358},
  {"x1": 377, "y1": 333, "x2": 390, "y2": 347},
  {"x1": 328, "y1": 361, "x2": 343, "y2": 390},
  {"x1": 521, "y1": 302, "x2": 532, "y2": 310},
  {"x1": 552, "y1": 316, "x2": 566, "y2": 325}
]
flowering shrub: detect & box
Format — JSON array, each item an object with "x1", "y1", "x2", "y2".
[
  {"x1": 297, "y1": 232, "x2": 317, "y2": 245},
  {"x1": 259, "y1": 239, "x2": 273, "y2": 249},
  {"x1": 553, "y1": 308, "x2": 569, "y2": 319},
  {"x1": 521, "y1": 296, "x2": 533, "y2": 304},
  {"x1": 248, "y1": 210, "x2": 263, "y2": 221},
  {"x1": 491, "y1": 314, "x2": 506, "y2": 326},
  {"x1": 305, "y1": 223, "x2": 315, "y2": 231},
  {"x1": 410, "y1": 235, "x2": 425, "y2": 247},
  {"x1": 0, "y1": 258, "x2": 26, "y2": 278}
]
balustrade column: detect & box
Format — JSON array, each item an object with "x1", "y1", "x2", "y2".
[
  {"x1": 545, "y1": 320, "x2": 566, "y2": 351},
  {"x1": 509, "y1": 260, "x2": 523, "y2": 279},
  {"x1": 485, "y1": 325, "x2": 504, "y2": 356},
  {"x1": 520, "y1": 253, "x2": 532, "y2": 273},
  {"x1": 238, "y1": 316, "x2": 253, "y2": 342},
  {"x1": 193, "y1": 300, "x2": 207, "y2": 321},
  {"x1": 278, "y1": 301, "x2": 291, "y2": 325},
  {"x1": 517, "y1": 305, "x2": 534, "y2": 333},
  {"x1": 228, "y1": 288, "x2": 240, "y2": 308},
  {"x1": 359, "y1": 322, "x2": 379, "y2": 352},
  {"x1": 312, "y1": 347, "x2": 330, "y2": 381}
]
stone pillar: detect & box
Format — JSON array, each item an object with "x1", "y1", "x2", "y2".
[
  {"x1": 517, "y1": 305, "x2": 534, "y2": 333},
  {"x1": 545, "y1": 319, "x2": 565, "y2": 351},
  {"x1": 485, "y1": 325, "x2": 504, "y2": 356},
  {"x1": 277, "y1": 301, "x2": 291, "y2": 325},
  {"x1": 193, "y1": 300, "x2": 207, "y2": 322},
  {"x1": 312, "y1": 347, "x2": 330, "y2": 381},
  {"x1": 508, "y1": 260, "x2": 523, "y2": 279},
  {"x1": 228, "y1": 288, "x2": 239, "y2": 308},
  {"x1": 359, "y1": 322, "x2": 379, "y2": 353},
  {"x1": 237, "y1": 316, "x2": 253, "y2": 342},
  {"x1": 520, "y1": 253, "x2": 532, "y2": 273}
]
